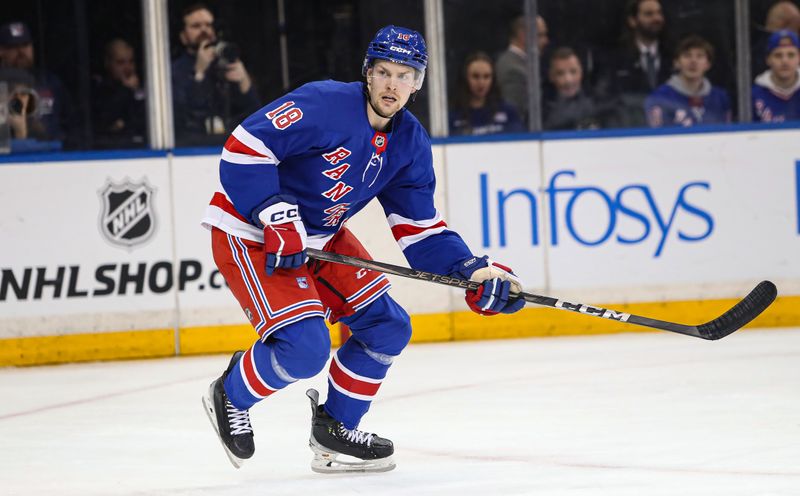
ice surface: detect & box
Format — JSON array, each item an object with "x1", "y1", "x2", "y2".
[{"x1": 1, "y1": 329, "x2": 798, "y2": 496}]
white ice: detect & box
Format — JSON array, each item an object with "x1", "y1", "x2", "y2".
[{"x1": 1, "y1": 329, "x2": 798, "y2": 496}]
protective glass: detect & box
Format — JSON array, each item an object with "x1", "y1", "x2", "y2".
[{"x1": 368, "y1": 64, "x2": 425, "y2": 90}]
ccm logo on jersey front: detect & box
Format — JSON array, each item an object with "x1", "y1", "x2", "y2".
[{"x1": 479, "y1": 170, "x2": 715, "y2": 257}]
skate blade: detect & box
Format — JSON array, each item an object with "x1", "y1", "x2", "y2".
[
  {"x1": 309, "y1": 438, "x2": 395, "y2": 474},
  {"x1": 201, "y1": 392, "x2": 246, "y2": 469}
]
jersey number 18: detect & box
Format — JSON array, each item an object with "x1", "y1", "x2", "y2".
[{"x1": 266, "y1": 101, "x2": 304, "y2": 130}]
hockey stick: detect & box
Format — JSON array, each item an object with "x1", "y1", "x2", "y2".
[{"x1": 306, "y1": 248, "x2": 777, "y2": 340}]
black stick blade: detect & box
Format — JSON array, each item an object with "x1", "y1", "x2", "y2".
[{"x1": 696, "y1": 281, "x2": 778, "y2": 340}]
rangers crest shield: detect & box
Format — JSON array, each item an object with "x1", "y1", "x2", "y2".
[{"x1": 99, "y1": 178, "x2": 156, "y2": 248}]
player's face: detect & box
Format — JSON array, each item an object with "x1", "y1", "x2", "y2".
[
  {"x1": 767, "y1": 45, "x2": 800, "y2": 81},
  {"x1": 181, "y1": 9, "x2": 216, "y2": 49},
  {"x1": 549, "y1": 55, "x2": 583, "y2": 98},
  {"x1": 466, "y1": 60, "x2": 493, "y2": 100},
  {"x1": 675, "y1": 48, "x2": 710, "y2": 80},
  {"x1": 366, "y1": 60, "x2": 417, "y2": 119}
]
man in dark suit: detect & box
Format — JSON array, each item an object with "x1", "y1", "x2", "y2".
[
  {"x1": 607, "y1": 0, "x2": 672, "y2": 127},
  {"x1": 495, "y1": 14, "x2": 549, "y2": 125}
]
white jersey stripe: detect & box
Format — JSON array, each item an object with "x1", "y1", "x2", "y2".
[
  {"x1": 396, "y1": 226, "x2": 448, "y2": 250},
  {"x1": 231, "y1": 125, "x2": 280, "y2": 163},
  {"x1": 221, "y1": 149, "x2": 277, "y2": 165},
  {"x1": 387, "y1": 211, "x2": 443, "y2": 228}
]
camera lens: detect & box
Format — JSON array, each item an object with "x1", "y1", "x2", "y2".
[{"x1": 9, "y1": 97, "x2": 23, "y2": 115}]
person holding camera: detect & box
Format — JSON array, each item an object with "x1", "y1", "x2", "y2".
[
  {"x1": 1, "y1": 67, "x2": 46, "y2": 141},
  {"x1": 0, "y1": 21, "x2": 73, "y2": 150},
  {"x1": 171, "y1": 3, "x2": 259, "y2": 146}
]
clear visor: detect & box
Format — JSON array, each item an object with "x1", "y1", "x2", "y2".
[{"x1": 366, "y1": 63, "x2": 426, "y2": 90}]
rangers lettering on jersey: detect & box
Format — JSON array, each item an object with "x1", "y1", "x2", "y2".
[
  {"x1": 323, "y1": 204, "x2": 351, "y2": 227},
  {"x1": 202, "y1": 80, "x2": 474, "y2": 276},
  {"x1": 322, "y1": 163, "x2": 351, "y2": 181},
  {"x1": 322, "y1": 182, "x2": 354, "y2": 202},
  {"x1": 322, "y1": 147, "x2": 352, "y2": 165}
]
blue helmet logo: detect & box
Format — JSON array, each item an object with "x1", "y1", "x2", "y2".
[{"x1": 362, "y1": 25, "x2": 428, "y2": 89}]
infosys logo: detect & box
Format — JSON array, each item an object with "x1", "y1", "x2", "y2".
[{"x1": 479, "y1": 170, "x2": 714, "y2": 258}]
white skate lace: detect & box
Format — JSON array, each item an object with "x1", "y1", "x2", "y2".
[
  {"x1": 339, "y1": 424, "x2": 374, "y2": 446},
  {"x1": 226, "y1": 399, "x2": 253, "y2": 435}
]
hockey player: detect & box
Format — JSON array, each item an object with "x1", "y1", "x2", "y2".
[
  {"x1": 200, "y1": 25, "x2": 526, "y2": 473},
  {"x1": 753, "y1": 30, "x2": 800, "y2": 123},
  {"x1": 645, "y1": 35, "x2": 731, "y2": 128}
]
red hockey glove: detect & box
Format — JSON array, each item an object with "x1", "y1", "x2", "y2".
[
  {"x1": 454, "y1": 256, "x2": 525, "y2": 316},
  {"x1": 253, "y1": 195, "x2": 307, "y2": 275}
]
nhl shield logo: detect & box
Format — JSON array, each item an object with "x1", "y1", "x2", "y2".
[{"x1": 99, "y1": 178, "x2": 156, "y2": 248}]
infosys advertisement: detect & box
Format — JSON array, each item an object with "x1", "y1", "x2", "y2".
[{"x1": 445, "y1": 130, "x2": 800, "y2": 300}]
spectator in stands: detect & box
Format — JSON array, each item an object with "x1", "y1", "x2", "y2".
[
  {"x1": 607, "y1": 0, "x2": 671, "y2": 127},
  {"x1": 753, "y1": 30, "x2": 800, "y2": 122},
  {"x1": 645, "y1": 36, "x2": 731, "y2": 128},
  {"x1": 495, "y1": 14, "x2": 549, "y2": 123},
  {"x1": 753, "y1": 1, "x2": 800, "y2": 76},
  {"x1": 449, "y1": 51, "x2": 523, "y2": 136},
  {"x1": 0, "y1": 21, "x2": 72, "y2": 148},
  {"x1": 0, "y1": 67, "x2": 47, "y2": 141},
  {"x1": 543, "y1": 47, "x2": 610, "y2": 131},
  {"x1": 171, "y1": 3, "x2": 259, "y2": 146},
  {"x1": 91, "y1": 39, "x2": 146, "y2": 149}
]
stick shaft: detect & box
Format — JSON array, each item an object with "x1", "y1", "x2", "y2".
[{"x1": 306, "y1": 248, "x2": 776, "y2": 340}]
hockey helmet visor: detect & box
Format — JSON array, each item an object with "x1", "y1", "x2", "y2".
[{"x1": 362, "y1": 25, "x2": 427, "y2": 90}]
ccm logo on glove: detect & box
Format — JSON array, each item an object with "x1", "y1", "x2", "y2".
[
  {"x1": 265, "y1": 207, "x2": 300, "y2": 224},
  {"x1": 252, "y1": 195, "x2": 308, "y2": 275}
]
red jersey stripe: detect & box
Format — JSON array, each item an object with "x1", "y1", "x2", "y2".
[
  {"x1": 224, "y1": 134, "x2": 267, "y2": 157},
  {"x1": 211, "y1": 192, "x2": 250, "y2": 223},
  {"x1": 390, "y1": 220, "x2": 447, "y2": 241}
]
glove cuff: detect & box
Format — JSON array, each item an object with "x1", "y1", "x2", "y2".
[{"x1": 251, "y1": 194, "x2": 301, "y2": 227}]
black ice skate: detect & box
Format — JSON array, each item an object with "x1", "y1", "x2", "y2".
[
  {"x1": 202, "y1": 351, "x2": 255, "y2": 468},
  {"x1": 306, "y1": 388, "x2": 395, "y2": 473}
]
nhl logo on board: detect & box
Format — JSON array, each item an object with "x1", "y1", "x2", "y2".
[
  {"x1": 98, "y1": 178, "x2": 156, "y2": 248},
  {"x1": 296, "y1": 277, "x2": 309, "y2": 289}
]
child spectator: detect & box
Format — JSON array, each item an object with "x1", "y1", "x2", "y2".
[
  {"x1": 752, "y1": 30, "x2": 800, "y2": 123},
  {"x1": 449, "y1": 51, "x2": 523, "y2": 136},
  {"x1": 645, "y1": 35, "x2": 731, "y2": 127}
]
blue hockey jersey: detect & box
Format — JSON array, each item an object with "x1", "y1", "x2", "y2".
[
  {"x1": 752, "y1": 69, "x2": 800, "y2": 123},
  {"x1": 202, "y1": 80, "x2": 473, "y2": 276},
  {"x1": 645, "y1": 75, "x2": 731, "y2": 127}
]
